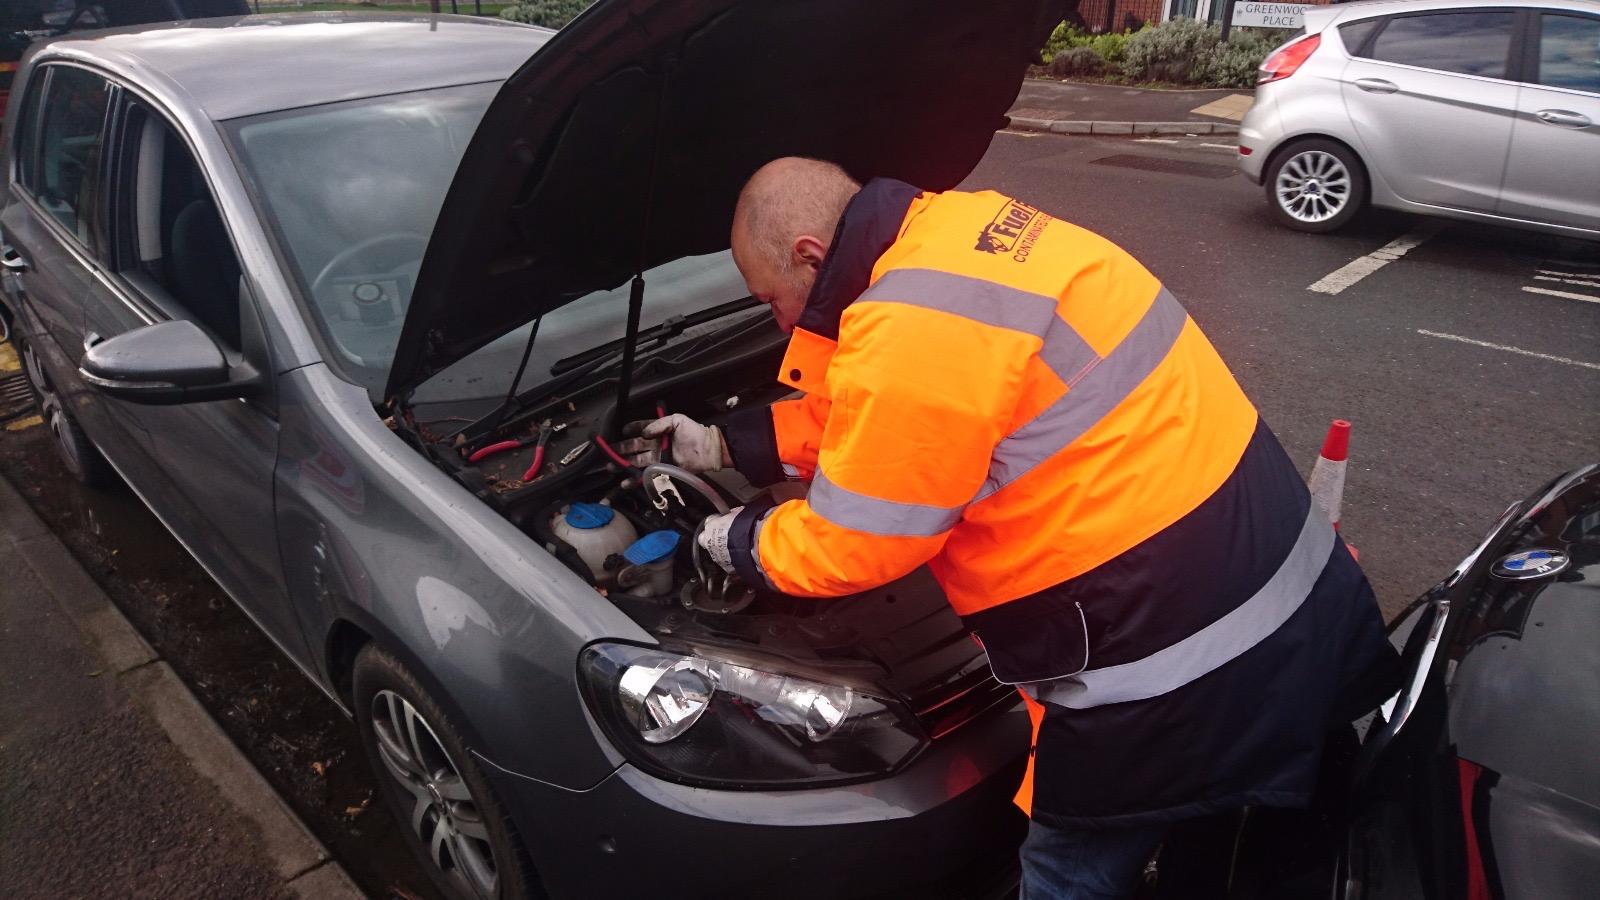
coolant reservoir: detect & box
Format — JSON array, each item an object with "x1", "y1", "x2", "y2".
[{"x1": 551, "y1": 502, "x2": 638, "y2": 584}]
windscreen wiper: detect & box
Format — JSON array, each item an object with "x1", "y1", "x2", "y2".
[{"x1": 550, "y1": 297, "x2": 760, "y2": 375}]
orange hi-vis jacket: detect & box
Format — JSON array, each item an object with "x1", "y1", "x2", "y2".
[{"x1": 722, "y1": 179, "x2": 1396, "y2": 827}]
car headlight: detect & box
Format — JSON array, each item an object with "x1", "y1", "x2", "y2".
[{"x1": 578, "y1": 641, "x2": 928, "y2": 788}]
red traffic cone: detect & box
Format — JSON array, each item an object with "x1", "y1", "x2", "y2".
[
  {"x1": 1308, "y1": 420, "x2": 1350, "y2": 529},
  {"x1": 1308, "y1": 419, "x2": 1357, "y2": 559}
]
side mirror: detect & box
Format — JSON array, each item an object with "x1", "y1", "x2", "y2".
[{"x1": 79, "y1": 320, "x2": 262, "y2": 405}]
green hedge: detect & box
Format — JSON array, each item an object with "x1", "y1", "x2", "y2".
[
  {"x1": 498, "y1": 0, "x2": 587, "y2": 27},
  {"x1": 1042, "y1": 19, "x2": 1296, "y2": 89}
]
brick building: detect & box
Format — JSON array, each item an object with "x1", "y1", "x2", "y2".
[{"x1": 1072, "y1": 0, "x2": 1338, "y2": 32}]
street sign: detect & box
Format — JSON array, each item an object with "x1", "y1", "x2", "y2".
[{"x1": 1231, "y1": 2, "x2": 1309, "y2": 28}]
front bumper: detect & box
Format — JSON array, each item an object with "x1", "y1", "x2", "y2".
[{"x1": 488, "y1": 701, "x2": 1030, "y2": 899}]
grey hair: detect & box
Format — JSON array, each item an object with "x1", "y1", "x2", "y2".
[{"x1": 735, "y1": 157, "x2": 861, "y2": 280}]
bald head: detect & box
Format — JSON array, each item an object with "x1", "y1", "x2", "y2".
[{"x1": 731, "y1": 157, "x2": 861, "y2": 333}]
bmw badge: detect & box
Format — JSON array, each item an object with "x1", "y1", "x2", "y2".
[{"x1": 1491, "y1": 549, "x2": 1570, "y2": 580}]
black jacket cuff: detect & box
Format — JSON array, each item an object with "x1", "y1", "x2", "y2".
[
  {"x1": 722, "y1": 405, "x2": 786, "y2": 488},
  {"x1": 728, "y1": 496, "x2": 779, "y2": 590}
]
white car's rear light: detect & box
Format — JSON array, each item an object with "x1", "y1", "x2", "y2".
[{"x1": 1258, "y1": 33, "x2": 1321, "y2": 85}]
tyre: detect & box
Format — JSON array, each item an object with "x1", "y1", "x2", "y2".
[
  {"x1": 16, "y1": 335, "x2": 116, "y2": 488},
  {"x1": 352, "y1": 643, "x2": 544, "y2": 900},
  {"x1": 1265, "y1": 139, "x2": 1368, "y2": 233}
]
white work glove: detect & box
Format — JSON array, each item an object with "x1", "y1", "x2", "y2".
[
  {"x1": 617, "y1": 414, "x2": 726, "y2": 472},
  {"x1": 695, "y1": 508, "x2": 740, "y2": 574}
]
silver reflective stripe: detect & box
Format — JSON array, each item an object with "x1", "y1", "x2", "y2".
[
  {"x1": 1019, "y1": 507, "x2": 1336, "y2": 710},
  {"x1": 978, "y1": 289, "x2": 1187, "y2": 501},
  {"x1": 1037, "y1": 314, "x2": 1100, "y2": 387},
  {"x1": 807, "y1": 469, "x2": 965, "y2": 537},
  {"x1": 857, "y1": 268, "x2": 1059, "y2": 338}
]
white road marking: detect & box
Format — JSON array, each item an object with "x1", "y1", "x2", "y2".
[
  {"x1": 1307, "y1": 224, "x2": 1444, "y2": 295},
  {"x1": 1522, "y1": 285, "x2": 1600, "y2": 305},
  {"x1": 1199, "y1": 142, "x2": 1237, "y2": 149},
  {"x1": 1134, "y1": 138, "x2": 1182, "y2": 144},
  {"x1": 1532, "y1": 275, "x2": 1600, "y2": 289},
  {"x1": 1536, "y1": 269, "x2": 1600, "y2": 282},
  {"x1": 1417, "y1": 330, "x2": 1600, "y2": 371}
]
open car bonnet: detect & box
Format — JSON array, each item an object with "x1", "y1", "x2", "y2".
[{"x1": 385, "y1": 0, "x2": 1063, "y2": 401}]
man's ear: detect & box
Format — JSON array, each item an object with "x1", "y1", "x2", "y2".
[{"x1": 792, "y1": 234, "x2": 829, "y2": 271}]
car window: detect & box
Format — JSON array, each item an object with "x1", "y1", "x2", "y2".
[
  {"x1": 1365, "y1": 12, "x2": 1517, "y2": 79},
  {"x1": 122, "y1": 107, "x2": 246, "y2": 350},
  {"x1": 10, "y1": 68, "x2": 47, "y2": 189},
  {"x1": 1338, "y1": 18, "x2": 1383, "y2": 55},
  {"x1": 31, "y1": 65, "x2": 110, "y2": 242},
  {"x1": 1536, "y1": 14, "x2": 1600, "y2": 93}
]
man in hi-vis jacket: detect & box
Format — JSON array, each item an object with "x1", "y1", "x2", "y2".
[{"x1": 619, "y1": 157, "x2": 1397, "y2": 898}]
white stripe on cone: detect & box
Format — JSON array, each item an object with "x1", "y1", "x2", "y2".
[{"x1": 1308, "y1": 420, "x2": 1351, "y2": 530}]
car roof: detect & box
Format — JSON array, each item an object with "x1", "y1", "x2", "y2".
[
  {"x1": 1320, "y1": 0, "x2": 1599, "y2": 18},
  {"x1": 26, "y1": 13, "x2": 553, "y2": 120}
]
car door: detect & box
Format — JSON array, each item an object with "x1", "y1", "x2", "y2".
[
  {"x1": 91, "y1": 95, "x2": 306, "y2": 660},
  {"x1": 1341, "y1": 9, "x2": 1523, "y2": 212},
  {"x1": 1496, "y1": 10, "x2": 1600, "y2": 230},
  {"x1": 0, "y1": 63, "x2": 158, "y2": 473}
]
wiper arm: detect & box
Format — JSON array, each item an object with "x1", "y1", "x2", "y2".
[{"x1": 550, "y1": 297, "x2": 759, "y2": 375}]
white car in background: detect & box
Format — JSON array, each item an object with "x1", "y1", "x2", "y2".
[{"x1": 1239, "y1": 0, "x2": 1600, "y2": 236}]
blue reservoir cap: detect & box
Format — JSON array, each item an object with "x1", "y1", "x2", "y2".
[
  {"x1": 564, "y1": 502, "x2": 616, "y2": 530},
  {"x1": 624, "y1": 530, "x2": 680, "y2": 565}
]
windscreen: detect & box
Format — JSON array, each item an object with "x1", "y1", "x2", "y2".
[
  {"x1": 227, "y1": 82, "x2": 498, "y2": 394},
  {"x1": 230, "y1": 81, "x2": 754, "y2": 402}
]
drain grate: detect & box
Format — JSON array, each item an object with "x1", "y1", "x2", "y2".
[
  {"x1": 1090, "y1": 154, "x2": 1237, "y2": 179},
  {"x1": 1, "y1": 371, "x2": 37, "y2": 424}
]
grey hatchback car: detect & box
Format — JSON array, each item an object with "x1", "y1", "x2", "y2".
[
  {"x1": 0, "y1": 3, "x2": 1062, "y2": 898},
  {"x1": 1239, "y1": 0, "x2": 1600, "y2": 236}
]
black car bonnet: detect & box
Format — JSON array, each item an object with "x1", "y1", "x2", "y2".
[{"x1": 385, "y1": 0, "x2": 1063, "y2": 400}]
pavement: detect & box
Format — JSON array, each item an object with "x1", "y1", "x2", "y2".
[
  {"x1": 1007, "y1": 79, "x2": 1253, "y2": 135},
  {"x1": 0, "y1": 471, "x2": 364, "y2": 899}
]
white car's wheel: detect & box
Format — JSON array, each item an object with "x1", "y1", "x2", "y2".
[{"x1": 1266, "y1": 139, "x2": 1368, "y2": 233}]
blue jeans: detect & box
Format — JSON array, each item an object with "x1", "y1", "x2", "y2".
[{"x1": 1018, "y1": 818, "x2": 1166, "y2": 900}]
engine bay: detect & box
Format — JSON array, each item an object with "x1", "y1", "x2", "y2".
[{"x1": 394, "y1": 305, "x2": 1013, "y2": 731}]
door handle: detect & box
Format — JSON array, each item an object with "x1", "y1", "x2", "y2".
[
  {"x1": 1534, "y1": 109, "x2": 1592, "y2": 128},
  {"x1": 0, "y1": 245, "x2": 28, "y2": 272},
  {"x1": 1354, "y1": 78, "x2": 1399, "y2": 94},
  {"x1": 83, "y1": 331, "x2": 103, "y2": 352}
]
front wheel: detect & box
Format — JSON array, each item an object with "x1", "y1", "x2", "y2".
[
  {"x1": 1265, "y1": 139, "x2": 1368, "y2": 233},
  {"x1": 352, "y1": 643, "x2": 544, "y2": 900},
  {"x1": 16, "y1": 335, "x2": 115, "y2": 488}
]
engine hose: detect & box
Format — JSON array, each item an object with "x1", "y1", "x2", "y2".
[{"x1": 641, "y1": 463, "x2": 730, "y2": 515}]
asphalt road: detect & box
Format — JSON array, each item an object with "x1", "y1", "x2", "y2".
[{"x1": 962, "y1": 130, "x2": 1600, "y2": 617}]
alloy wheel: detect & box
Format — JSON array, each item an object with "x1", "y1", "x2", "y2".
[
  {"x1": 371, "y1": 689, "x2": 498, "y2": 900},
  {"x1": 20, "y1": 341, "x2": 86, "y2": 477},
  {"x1": 1274, "y1": 150, "x2": 1352, "y2": 224}
]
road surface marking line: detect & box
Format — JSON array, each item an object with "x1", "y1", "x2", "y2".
[
  {"x1": 1523, "y1": 277, "x2": 1600, "y2": 291},
  {"x1": 1199, "y1": 142, "x2": 1236, "y2": 149},
  {"x1": 1307, "y1": 224, "x2": 1443, "y2": 295},
  {"x1": 1522, "y1": 285, "x2": 1600, "y2": 305},
  {"x1": 1416, "y1": 330, "x2": 1600, "y2": 371},
  {"x1": 1536, "y1": 269, "x2": 1600, "y2": 282},
  {"x1": 1135, "y1": 138, "x2": 1182, "y2": 144}
]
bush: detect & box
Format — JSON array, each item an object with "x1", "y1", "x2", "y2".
[
  {"x1": 1202, "y1": 27, "x2": 1298, "y2": 87},
  {"x1": 1048, "y1": 46, "x2": 1106, "y2": 78},
  {"x1": 1039, "y1": 21, "x2": 1137, "y2": 70},
  {"x1": 499, "y1": 0, "x2": 588, "y2": 28},
  {"x1": 1040, "y1": 17, "x2": 1294, "y2": 87},
  {"x1": 1121, "y1": 17, "x2": 1219, "y2": 83}
]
